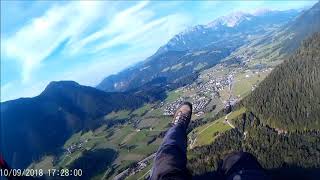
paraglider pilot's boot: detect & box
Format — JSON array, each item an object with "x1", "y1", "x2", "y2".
[{"x1": 150, "y1": 102, "x2": 193, "y2": 180}]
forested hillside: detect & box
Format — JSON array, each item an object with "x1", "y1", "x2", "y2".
[
  {"x1": 188, "y1": 33, "x2": 320, "y2": 180},
  {"x1": 1, "y1": 81, "x2": 147, "y2": 168},
  {"x1": 244, "y1": 32, "x2": 320, "y2": 131},
  {"x1": 188, "y1": 123, "x2": 320, "y2": 179}
]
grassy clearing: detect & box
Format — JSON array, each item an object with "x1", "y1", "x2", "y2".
[
  {"x1": 137, "y1": 112, "x2": 171, "y2": 130},
  {"x1": 63, "y1": 131, "x2": 82, "y2": 148},
  {"x1": 165, "y1": 90, "x2": 183, "y2": 103},
  {"x1": 191, "y1": 108, "x2": 246, "y2": 147},
  {"x1": 227, "y1": 107, "x2": 246, "y2": 122},
  {"x1": 113, "y1": 126, "x2": 161, "y2": 162},
  {"x1": 130, "y1": 144, "x2": 159, "y2": 154},
  {"x1": 137, "y1": 117, "x2": 159, "y2": 129},
  {"x1": 219, "y1": 88, "x2": 232, "y2": 102},
  {"x1": 126, "y1": 163, "x2": 152, "y2": 180},
  {"x1": 58, "y1": 150, "x2": 83, "y2": 168},
  {"x1": 124, "y1": 130, "x2": 161, "y2": 154},
  {"x1": 110, "y1": 125, "x2": 135, "y2": 145},
  {"x1": 126, "y1": 130, "x2": 149, "y2": 145},
  {"x1": 157, "y1": 117, "x2": 171, "y2": 130},
  {"x1": 81, "y1": 130, "x2": 94, "y2": 140},
  {"x1": 145, "y1": 108, "x2": 165, "y2": 118},
  {"x1": 132, "y1": 104, "x2": 152, "y2": 117},
  {"x1": 35, "y1": 109, "x2": 167, "y2": 179},
  {"x1": 193, "y1": 118, "x2": 231, "y2": 147},
  {"x1": 122, "y1": 153, "x2": 144, "y2": 161},
  {"x1": 29, "y1": 156, "x2": 54, "y2": 172},
  {"x1": 233, "y1": 71, "x2": 269, "y2": 98},
  {"x1": 137, "y1": 117, "x2": 170, "y2": 130},
  {"x1": 105, "y1": 110, "x2": 132, "y2": 120},
  {"x1": 194, "y1": 62, "x2": 207, "y2": 71},
  {"x1": 94, "y1": 125, "x2": 108, "y2": 135}
]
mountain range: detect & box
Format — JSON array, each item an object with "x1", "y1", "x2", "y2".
[
  {"x1": 1, "y1": 2, "x2": 320, "y2": 177},
  {"x1": 96, "y1": 8, "x2": 301, "y2": 92},
  {"x1": 233, "y1": 2, "x2": 320, "y2": 63}
]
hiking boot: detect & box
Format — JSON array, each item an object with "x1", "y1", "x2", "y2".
[{"x1": 173, "y1": 102, "x2": 192, "y2": 127}]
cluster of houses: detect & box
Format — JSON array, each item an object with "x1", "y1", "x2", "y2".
[
  {"x1": 161, "y1": 61, "x2": 273, "y2": 118},
  {"x1": 192, "y1": 96, "x2": 211, "y2": 113},
  {"x1": 162, "y1": 95, "x2": 211, "y2": 116},
  {"x1": 66, "y1": 139, "x2": 88, "y2": 154},
  {"x1": 162, "y1": 66, "x2": 238, "y2": 116},
  {"x1": 185, "y1": 67, "x2": 238, "y2": 97},
  {"x1": 114, "y1": 153, "x2": 156, "y2": 180},
  {"x1": 163, "y1": 97, "x2": 186, "y2": 115},
  {"x1": 195, "y1": 77, "x2": 229, "y2": 95}
]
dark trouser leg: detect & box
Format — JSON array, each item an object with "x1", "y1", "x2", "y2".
[
  {"x1": 220, "y1": 152, "x2": 269, "y2": 180},
  {"x1": 150, "y1": 123, "x2": 191, "y2": 180}
]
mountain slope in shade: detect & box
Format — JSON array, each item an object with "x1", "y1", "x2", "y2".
[
  {"x1": 244, "y1": 32, "x2": 320, "y2": 130},
  {"x1": 97, "y1": 9, "x2": 299, "y2": 92},
  {"x1": 0, "y1": 81, "x2": 146, "y2": 168}
]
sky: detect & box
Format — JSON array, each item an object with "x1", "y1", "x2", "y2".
[{"x1": 0, "y1": 0, "x2": 317, "y2": 102}]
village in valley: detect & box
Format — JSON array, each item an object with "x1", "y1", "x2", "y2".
[
  {"x1": 161, "y1": 61, "x2": 272, "y2": 119},
  {"x1": 32, "y1": 55, "x2": 273, "y2": 180},
  {"x1": 110, "y1": 62, "x2": 273, "y2": 179}
]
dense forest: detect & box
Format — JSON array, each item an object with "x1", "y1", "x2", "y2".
[
  {"x1": 244, "y1": 32, "x2": 320, "y2": 131},
  {"x1": 188, "y1": 119, "x2": 320, "y2": 179}
]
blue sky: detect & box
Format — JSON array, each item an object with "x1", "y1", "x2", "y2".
[{"x1": 1, "y1": 0, "x2": 317, "y2": 102}]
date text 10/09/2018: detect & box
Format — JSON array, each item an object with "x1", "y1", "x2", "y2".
[{"x1": 0, "y1": 168, "x2": 83, "y2": 177}]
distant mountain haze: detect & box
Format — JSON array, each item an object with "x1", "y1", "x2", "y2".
[
  {"x1": 280, "y1": 1, "x2": 320, "y2": 54},
  {"x1": 97, "y1": 9, "x2": 300, "y2": 92},
  {"x1": 236, "y1": 2, "x2": 320, "y2": 63},
  {"x1": 159, "y1": 9, "x2": 300, "y2": 52}
]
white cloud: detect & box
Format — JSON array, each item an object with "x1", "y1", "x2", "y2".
[
  {"x1": 67, "y1": 1, "x2": 151, "y2": 54},
  {"x1": 1, "y1": 1, "x2": 192, "y2": 101},
  {"x1": 72, "y1": 1, "x2": 154, "y2": 53},
  {"x1": 0, "y1": 48, "x2": 153, "y2": 102},
  {"x1": 72, "y1": 13, "x2": 191, "y2": 85},
  {"x1": 84, "y1": 5, "x2": 191, "y2": 54},
  {"x1": 92, "y1": 17, "x2": 167, "y2": 52},
  {"x1": 3, "y1": 1, "x2": 106, "y2": 83},
  {"x1": 1, "y1": 82, "x2": 13, "y2": 97},
  {"x1": 2, "y1": 0, "x2": 189, "y2": 84},
  {"x1": 62, "y1": 52, "x2": 150, "y2": 86}
]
